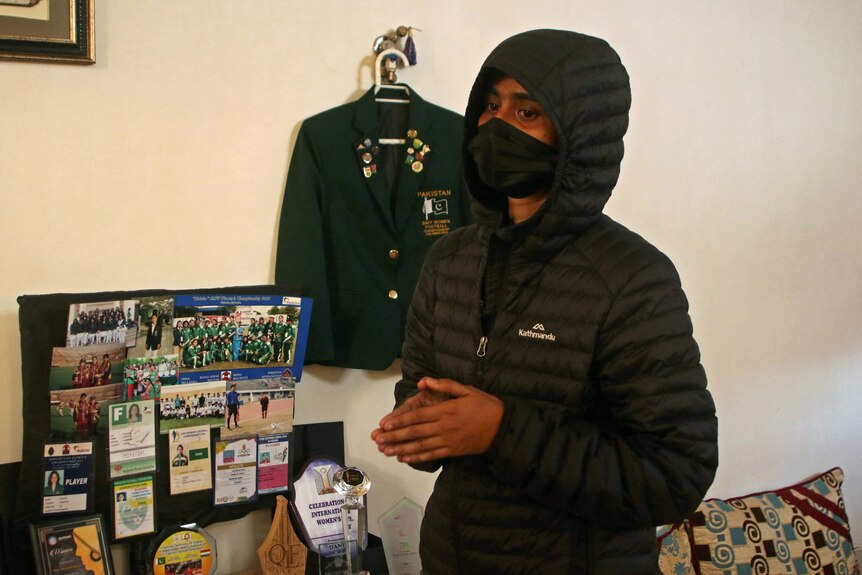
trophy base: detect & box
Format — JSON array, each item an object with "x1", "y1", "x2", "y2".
[{"x1": 318, "y1": 539, "x2": 360, "y2": 575}]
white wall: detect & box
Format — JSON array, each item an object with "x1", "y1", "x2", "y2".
[{"x1": 1, "y1": 1, "x2": 861, "y2": 572}]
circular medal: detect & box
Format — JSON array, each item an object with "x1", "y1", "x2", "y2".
[{"x1": 411, "y1": 161, "x2": 423, "y2": 173}]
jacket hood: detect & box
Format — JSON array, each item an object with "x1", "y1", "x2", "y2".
[{"x1": 464, "y1": 29, "x2": 631, "y2": 248}]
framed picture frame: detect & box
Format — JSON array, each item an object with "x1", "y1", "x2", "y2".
[
  {"x1": 0, "y1": 0, "x2": 94, "y2": 64},
  {"x1": 30, "y1": 514, "x2": 114, "y2": 575}
]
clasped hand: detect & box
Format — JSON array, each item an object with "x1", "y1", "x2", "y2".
[{"x1": 370, "y1": 377, "x2": 504, "y2": 464}]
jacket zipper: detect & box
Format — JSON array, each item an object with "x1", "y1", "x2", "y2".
[
  {"x1": 476, "y1": 335, "x2": 488, "y2": 357},
  {"x1": 475, "y1": 335, "x2": 488, "y2": 384}
]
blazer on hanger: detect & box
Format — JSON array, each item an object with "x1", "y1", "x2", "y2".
[{"x1": 275, "y1": 86, "x2": 471, "y2": 370}]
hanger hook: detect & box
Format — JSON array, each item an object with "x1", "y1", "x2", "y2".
[{"x1": 375, "y1": 48, "x2": 410, "y2": 91}]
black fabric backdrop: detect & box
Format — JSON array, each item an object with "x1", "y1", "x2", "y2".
[{"x1": 9, "y1": 286, "x2": 368, "y2": 575}]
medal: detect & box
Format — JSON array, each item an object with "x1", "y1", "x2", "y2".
[
  {"x1": 404, "y1": 129, "x2": 430, "y2": 174},
  {"x1": 357, "y1": 137, "x2": 379, "y2": 178}
]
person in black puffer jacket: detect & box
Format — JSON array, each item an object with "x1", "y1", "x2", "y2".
[{"x1": 372, "y1": 29, "x2": 718, "y2": 574}]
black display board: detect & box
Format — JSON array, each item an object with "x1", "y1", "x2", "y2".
[{"x1": 11, "y1": 287, "x2": 346, "y2": 575}]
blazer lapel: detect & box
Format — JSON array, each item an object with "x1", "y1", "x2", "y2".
[
  {"x1": 353, "y1": 88, "x2": 397, "y2": 233},
  {"x1": 395, "y1": 90, "x2": 433, "y2": 232}
]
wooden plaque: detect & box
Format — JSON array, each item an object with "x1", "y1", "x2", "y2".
[{"x1": 258, "y1": 495, "x2": 308, "y2": 575}]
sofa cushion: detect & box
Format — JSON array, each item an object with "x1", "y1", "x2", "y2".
[
  {"x1": 688, "y1": 467, "x2": 859, "y2": 575},
  {"x1": 658, "y1": 522, "x2": 696, "y2": 575}
]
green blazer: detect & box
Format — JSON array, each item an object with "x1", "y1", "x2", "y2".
[{"x1": 275, "y1": 87, "x2": 471, "y2": 370}]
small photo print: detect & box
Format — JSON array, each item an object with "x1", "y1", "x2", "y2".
[
  {"x1": 221, "y1": 377, "x2": 295, "y2": 439},
  {"x1": 158, "y1": 380, "x2": 226, "y2": 434},
  {"x1": 122, "y1": 354, "x2": 178, "y2": 401},
  {"x1": 50, "y1": 344, "x2": 125, "y2": 435},
  {"x1": 127, "y1": 296, "x2": 175, "y2": 359},
  {"x1": 67, "y1": 300, "x2": 137, "y2": 348},
  {"x1": 51, "y1": 344, "x2": 126, "y2": 391}
]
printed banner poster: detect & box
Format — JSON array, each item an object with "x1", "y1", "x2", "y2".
[
  {"x1": 172, "y1": 294, "x2": 312, "y2": 384},
  {"x1": 221, "y1": 378, "x2": 295, "y2": 440},
  {"x1": 108, "y1": 400, "x2": 157, "y2": 479},
  {"x1": 42, "y1": 441, "x2": 95, "y2": 515},
  {"x1": 168, "y1": 425, "x2": 213, "y2": 495},
  {"x1": 214, "y1": 437, "x2": 258, "y2": 506},
  {"x1": 257, "y1": 433, "x2": 290, "y2": 495},
  {"x1": 113, "y1": 475, "x2": 155, "y2": 540},
  {"x1": 49, "y1": 344, "x2": 124, "y2": 435}
]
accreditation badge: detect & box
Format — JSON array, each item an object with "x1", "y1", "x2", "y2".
[{"x1": 41, "y1": 441, "x2": 95, "y2": 515}]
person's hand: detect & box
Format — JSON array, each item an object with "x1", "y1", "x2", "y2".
[{"x1": 371, "y1": 377, "x2": 504, "y2": 464}]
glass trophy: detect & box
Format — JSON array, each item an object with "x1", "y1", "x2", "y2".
[
  {"x1": 378, "y1": 498, "x2": 423, "y2": 575},
  {"x1": 333, "y1": 467, "x2": 371, "y2": 575}
]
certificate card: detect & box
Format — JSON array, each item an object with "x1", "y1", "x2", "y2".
[
  {"x1": 108, "y1": 400, "x2": 157, "y2": 479},
  {"x1": 257, "y1": 433, "x2": 290, "y2": 495},
  {"x1": 168, "y1": 425, "x2": 212, "y2": 495},
  {"x1": 214, "y1": 437, "x2": 258, "y2": 506},
  {"x1": 41, "y1": 441, "x2": 95, "y2": 515},
  {"x1": 173, "y1": 294, "x2": 312, "y2": 384},
  {"x1": 113, "y1": 475, "x2": 155, "y2": 540},
  {"x1": 30, "y1": 514, "x2": 113, "y2": 575}
]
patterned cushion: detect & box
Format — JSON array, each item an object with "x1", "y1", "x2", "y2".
[
  {"x1": 688, "y1": 467, "x2": 859, "y2": 575},
  {"x1": 658, "y1": 522, "x2": 697, "y2": 575}
]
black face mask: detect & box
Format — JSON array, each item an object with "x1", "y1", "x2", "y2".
[{"x1": 468, "y1": 118, "x2": 557, "y2": 199}]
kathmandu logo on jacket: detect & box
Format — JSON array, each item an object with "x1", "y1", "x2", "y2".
[{"x1": 518, "y1": 323, "x2": 556, "y2": 342}]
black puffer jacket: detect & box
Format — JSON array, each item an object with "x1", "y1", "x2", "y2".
[{"x1": 396, "y1": 30, "x2": 718, "y2": 574}]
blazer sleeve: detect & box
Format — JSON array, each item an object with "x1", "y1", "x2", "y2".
[
  {"x1": 485, "y1": 252, "x2": 718, "y2": 528},
  {"x1": 274, "y1": 122, "x2": 334, "y2": 363}
]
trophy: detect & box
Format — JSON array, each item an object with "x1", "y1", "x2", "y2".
[
  {"x1": 258, "y1": 495, "x2": 308, "y2": 575},
  {"x1": 333, "y1": 466, "x2": 371, "y2": 575},
  {"x1": 378, "y1": 498, "x2": 423, "y2": 575}
]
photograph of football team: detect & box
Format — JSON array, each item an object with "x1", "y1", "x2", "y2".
[
  {"x1": 172, "y1": 303, "x2": 301, "y2": 376},
  {"x1": 127, "y1": 296, "x2": 174, "y2": 360},
  {"x1": 49, "y1": 343, "x2": 125, "y2": 435},
  {"x1": 158, "y1": 380, "x2": 226, "y2": 434},
  {"x1": 220, "y1": 377, "x2": 295, "y2": 439},
  {"x1": 66, "y1": 300, "x2": 138, "y2": 348},
  {"x1": 123, "y1": 354, "x2": 179, "y2": 401}
]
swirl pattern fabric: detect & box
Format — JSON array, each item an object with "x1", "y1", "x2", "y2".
[
  {"x1": 687, "y1": 467, "x2": 859, "y2": 575},
  {"x1": 658, "y1": 522, "x2": 697, "y2": 575}
]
